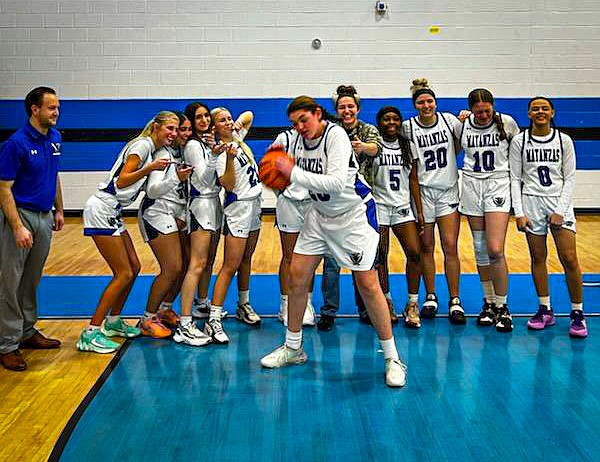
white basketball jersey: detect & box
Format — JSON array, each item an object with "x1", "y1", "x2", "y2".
[
  {"x1": 372, "y1": 139, "x2": 412, "y2": 207},
  {"x1": 184, "y1": 138, "x2": 221, "y2": 198},
  {"x1": 96, "y1": 137, "x2": 154, "y2": 207},
  {"x1": 144, "y1": 146, "x2": 187, "y2": 205},
  {"x1": 274, "y1": 129, "x2": 310, "y2": 201},
  {"x1": 289, "y1": 121, "x2": 372, "y2": 217},
  {"x1": 216, "y1": 128, "x2": 262, "y2": 206},
  {"x1": 402, "y1": 112, "x2": 461, "y2": 190},
  {"x1": 510, "y1": 129, "x2": 574, "y2": 197},
  {"x1": 461, "y1": 113, "x2": 520, "y2": 178}
]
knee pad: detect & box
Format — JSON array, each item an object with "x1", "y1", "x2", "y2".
[{"x1": 472, "y1": 230, "x2": 490, "y2": 266}]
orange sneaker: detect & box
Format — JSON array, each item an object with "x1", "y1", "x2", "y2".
[
  {"x1": 139, "y1": 316, "x2": 172, "y2": 338},
  {"x1": 158, "y1": 307, "x2": 179, "y2": 328}
]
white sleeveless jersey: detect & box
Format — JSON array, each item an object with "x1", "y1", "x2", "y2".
[
  {"x1": 509, "y1": 128, "x2": 576, "y2": 198},
  {"x1": 289, "y1": 121, "x2": 372, "y2": 217},
  {"x1": 274, "y1": 129, "x2": 310, "y2": 201},
  {"x1": 461, "y1": 113, "x2": 520, "y2": 178},
  {"x1": 372, "y1": 139, "x2": 413, "y2": 207},
  {"x1": 96, "y1": 137, "x2": 155, "y2": 207},
  {"x1": 402, "y1": 112, "x2": 461, "y2": 190},
  {"x1": 184, "y1": 138, "x2": 221, "y2": 198},
  {"x1": 216, "y1": 127, "x2": 262, "y2": 206},
  {"x1": 144, "y1": 146, "x2": 187, "y2": 205}
]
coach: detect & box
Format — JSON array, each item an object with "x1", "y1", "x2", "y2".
[{"x1": 0, "y1": 86, "x2": 64, "y2": 371}]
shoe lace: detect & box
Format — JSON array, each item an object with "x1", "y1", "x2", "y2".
[
  {"x1": 209, "y1": 319, "x2": 224, "y2": 334},
  {"x1": 571, "y1": 310, "x2": 584, "y2": 326}
]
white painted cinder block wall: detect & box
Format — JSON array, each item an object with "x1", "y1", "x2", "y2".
[{"x1": 0, "y1": 0, "x2": 599, "y2": 209}]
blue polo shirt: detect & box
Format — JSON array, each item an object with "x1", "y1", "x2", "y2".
[{"x1": 0, "y1": 121, "x2": 61, "y2": 213}]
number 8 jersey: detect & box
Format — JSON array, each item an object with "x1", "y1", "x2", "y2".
[
  {"x1": 509, "y1": 128, "x2": 576, "y2": 216},
  {"x1": 401, "y1": 112, "x2": 461, "y2": 190}
]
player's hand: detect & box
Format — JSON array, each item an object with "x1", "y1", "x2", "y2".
[
  {"x1": 266, "y1": 142, "x2": 284, "y2": 152},
  {"x1": 176, "y1": 165, "x2": 194, "y2": 181},
  {"x1": 274, "y1": 154, "x2": 293, "y2": 181},
  {"x1": 149, "y1": 158, "x2": 170, "y2": 171},
  {"x1": 53, "y1": 210, "x2": 64, "y2": 231},
  {"x1": 225, "y1": 143, "x2": 237, "y2": 158},
  {"x1": 351, "y1": 136, "x2": 363, "y2": 154},
  {"x1": 416, "y1": 212, "x2": 425, "y2": 235},
  {"x1": 202, "y1": 130, "x2": 217, "y2": 148},
  {"x1": 549, "y1": 213, "x2": 564, "y2": 229},
  {"x1": 516, "y1": 216, "x2": 531, "y2": 233},
  {"x1": 14, "y1": 224, "x2": 33, "y2": 248},
  {"x1": 457, "y1": 110, "x2": 471, "y2": 122},
  {"x1": 232, "y1": 121, "x2": 243, "y2": 132}
]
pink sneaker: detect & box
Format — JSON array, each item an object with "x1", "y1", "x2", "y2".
[
  {"x1": 569, "y1": 310, "x2": 588, "y2": 338},
  {"x1": 527, "y1": 305, "x2": 556, "y2": 330}
]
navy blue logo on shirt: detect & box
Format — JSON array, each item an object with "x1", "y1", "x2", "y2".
[{"x1": 349, "y1": 252, "x2": 363, "y2": 265}]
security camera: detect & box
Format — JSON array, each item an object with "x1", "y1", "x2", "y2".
[{"x1": 375, "y1": 1, "x2": 387, "y2": 13}]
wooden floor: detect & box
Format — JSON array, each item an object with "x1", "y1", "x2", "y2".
[{"x1": 2, "y1": 214, "x2": 600, "y2": 461}]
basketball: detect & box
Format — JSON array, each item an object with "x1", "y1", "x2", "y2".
[{"x1": 259, "y1": 147, "x2": 293, "y2": 190}]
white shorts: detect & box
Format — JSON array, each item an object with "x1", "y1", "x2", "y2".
[
  {"x1": 420, "y1": 184, "x2": 460, "y2": 223},
  {"x1": 276, "y1": 195, "x2": 311, "y2": 233},
  {"x1": 376, "y1": 202, "x2": 415, "y2": 227},
  {"x1": 190, "y1": 196, "x2": 222, "y2": 233},
  {"x1": 83, "y1": 195, "x2": 126, "y2": 237},
  {"x1": 138, "y1": 197, "x2": 187, "y2": 242},
  {"x1": 223, "y1": 197, "x2": 261, "y2": 238},
  {"x1": 460, "y1": 174, "x2": 511, "y2": 216},
  {"x1": 522, "y1": 194, "x2": 576, "y2": 235},
  {"x1": 294, "y1": 199, "x2": 380, "y2": 271}
]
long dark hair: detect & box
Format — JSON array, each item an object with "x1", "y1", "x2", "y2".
[
  {"x1": 287, "y1": 95, "x2": 337, "y2": 122},
  {"x1": 184, "y1": 101, "x2": 211, "y2": 141}
]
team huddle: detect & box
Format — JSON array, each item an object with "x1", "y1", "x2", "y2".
[{"x1": 0, "y1": 81, "x2": 586, "y2": 385}]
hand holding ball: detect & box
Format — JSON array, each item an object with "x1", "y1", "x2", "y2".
[{"x1": 259, "y1": 147, "x2": 293, "y2": 190}]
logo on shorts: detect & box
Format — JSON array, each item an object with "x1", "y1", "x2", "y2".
[
  {"x1": 449, "y1": 203, "x2": 459, "y2": 209},
  {"x1": 397, "y1": 207, "x2": 409, "y2": 217},
  {"x1": 108, "y1": 217, "x2": 117, "y2": 227},
  {"x1": 565, "y1": 221, "x2": 574, "y2": 227},
  {"x1": 493, "y1": 197, "x2": 506, "y2": 207},
  {"x1": 349, "y1": 252, "x2": 363, "y2": 265}
]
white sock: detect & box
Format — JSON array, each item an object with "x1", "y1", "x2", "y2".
[
  {"x1": 106, "y1": 315, "x2": 119, "y2": 324},
  {"x1": 285, "y1": 329, "x2": 303, "y2": 350},
  {"x1": 482, "y1": 280, "x2": 495, "y2": 304},
  {"x1": 180, "y1": 315, "x2": 193, "y2": 326},
  {"x1": 496, "y1": 294, "x2": 507, "y2": 306},
  {"x1": 210, "y1": 305, "x2": 223, "y2": 321},
  {"x1": 572, "y1": 303, "x2": 583, "y2": 312},
  {"x1": 159, "y1": 301, "x2": 172, "y2": 311},
  {"x1": 307, "y1": 292, "x2": 313, "y2": 306},
  {"x1": 539, "y1": 296, "x2": 550, "y2": 308},
  {"x1": 380, "y1": 337, "x2": 399, "y2": 361},
  {"x1": 86, "y1": 325, "x2": 100, "y2": 334},
  {"x1": 280, "y1": 294, "x2": 288, "y2": 307},
  {"x1": 238, "y1": 290, "x2": 249, "y2": 305},
  {"x1": 408, "y1": 293, "x2": 419, "y2": 304}
]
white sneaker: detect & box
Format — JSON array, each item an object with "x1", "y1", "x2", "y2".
[
  {"x1": 173, "y1": 321, "x2": 212, "y2": 347},
  {"x1": 203, "y1": 318, "x2": 230, "y2": 344},
  {"x1": 192, "y1": 300, "x2": 227, "y2": 319},
  {"x1": 385, "y1": 358, "x2": 407, "y2": 388},
  {"x1": 260, "y1": 344, "x2": 308, "y2": 368},
  {"x1": 236, "y1": 302, "x2": 261, "y2": 325},
  {"x1": 278, "y1": 299, "x2": 288, "y2": 326},
  {"x1": 302, "y1": 298, "x2": 316, "y2": 326}
]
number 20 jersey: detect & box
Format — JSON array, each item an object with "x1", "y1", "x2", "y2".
[{"x1": 402, "y1": 112, "x2": 461, "y2": 190}]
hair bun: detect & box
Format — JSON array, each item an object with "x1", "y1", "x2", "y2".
[{"x1": 410, "y1": 78, "x2": 430, "y2": 94}]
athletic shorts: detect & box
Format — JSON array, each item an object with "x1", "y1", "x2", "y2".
[
  {"x1": 420, "y1": 183, "x2": 460, "y2": 223},
  {"x1": 294, "y1": 199, "x2": 380, "y2": 271},
  {"x1": 189, "y1": 196, "x2": 222, "y2": 233},
  {"x1": 83, "y1": 195, "x2": 126, "y2": 237},
  {"x1": 223, "y1": 197, "x2": 261, "y2": 238},
  {"x1": 460, "y1": 174, "x2": 511, "y2": 216},
  {"x1": 138, "y1": 198, "x2": 187, "y2": 242},
  {"x1": 522, "y1": 194, "x2": 576, "y2": 235},
  {"x1": 276, "y1": 195, "x2": 311, "y2": 233},
  {"x1": 376, "y1": 202, "x2": 415, "y2": 227}
]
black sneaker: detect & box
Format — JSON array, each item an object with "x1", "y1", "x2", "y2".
[
  {"x1": 448, "y1": 297, "x2": 467, "y2": 325},
  {"x1": 317, "y1": 314, "x2": 335, "y2": 332},
  {"x1": 420, "y1": 293, "x2": 438, "y2": 319},
  {"x1": 495, "y1": 305, "x2": 513, "y2": 332},
  {"x1": 477, "y1": 300, "x2": 497, "y2": 326}
]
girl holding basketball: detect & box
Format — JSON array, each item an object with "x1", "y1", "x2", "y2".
[
  {"x1": 459, "y1": 89, "x2": 520, "y2": 332},
  {"x1": 509, "y1": 96, "x2": 586, "y2": 337},
  {"x1": 401, "y1": 78, "x2": 465, "y2": 326},
  {"x1": 260, "y1": 96, "x2": 406, "y2": 388},
  {"x1": 372, "y1": 106, "x2": 424, "y2": 328},
  {"x1": 205, "y1": 108, "x2": 262, "y2": 344},
  {"x1": 78, "y1": 111, "x2": 179, "y2": 353}
]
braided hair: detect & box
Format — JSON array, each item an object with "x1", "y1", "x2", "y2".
[{"x1": 468, "y1": 88, "x2": 508, "y2": 141}]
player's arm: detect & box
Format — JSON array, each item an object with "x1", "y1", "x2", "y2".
[
  {"x1": 552, "y1": 135, "x2": 576, "y2": 226},
  {"x1": 185, "y1": 141, "x2": 219, "y2": 186},
  {"x1": 352, "y1": 124, "x2": 382, "y2": 157},
  {"x1": 409, "y1": 160, "x2": 424, "y2": 234},
  {"x1": 218, "y1": 144, "x2": 238, "y2": 192},
  {"x1": 0, "y1": 180, "x2": 32, "y2": 248},
  {"x1": 509, "y1": 135, "x2": 530, "y2": 232},
  {"x1": 53, "y1": 175, "x2": 64, "y2": 231}
]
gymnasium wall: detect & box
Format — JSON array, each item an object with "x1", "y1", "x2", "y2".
[{"x1": 0, "y1": 0, "x2": 599, "y2": 210}]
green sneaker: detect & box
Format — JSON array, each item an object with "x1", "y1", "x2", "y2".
[
  {"x1": 101, "y1": 318, "x2": 141, "y2": 338},
  {"x1": 77, "y1": 329, "x2": 120, "y2": 354}
]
